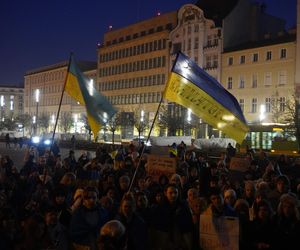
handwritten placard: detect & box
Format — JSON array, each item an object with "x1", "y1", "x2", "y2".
[
  {"x1": 200, "y1": 215, "x2": 239, "y2": 250},
  {"x1": 229, "y1": 157, "x2": 250, "y2": 172},
  {"x1": 147, "y1": 155, "x2": 176, "y2": 181}
]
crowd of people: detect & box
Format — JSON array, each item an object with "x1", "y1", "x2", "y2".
[{"x1": 1, "y1": 141, "x2": 300, "y2": 250}]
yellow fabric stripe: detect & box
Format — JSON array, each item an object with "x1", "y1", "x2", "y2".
[
  {"x1": 87, "y1": 112, "x2": 101, "y2": 140},
  {"x1": 163, "y1": 73, "x2": 249, "y2": 143},
  {"x1": 65, "y1": 72, "x2": 85, "y2": 105}
]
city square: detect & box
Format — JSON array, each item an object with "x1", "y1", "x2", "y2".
[{"x1": 0, "y1": 0, "x2": 300, "y2": 249}]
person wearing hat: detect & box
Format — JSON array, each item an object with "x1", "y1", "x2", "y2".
[{"x1": 273, "y1": 193, "x2": 300, "y2": 250}]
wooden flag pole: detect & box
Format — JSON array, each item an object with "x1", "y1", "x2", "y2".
[
  {"x1": 128, "y1": 95, "x2": 164, "y2": 193},
  {"x1": 50, "y1": 53, "x2": 73, "y2": 154}
]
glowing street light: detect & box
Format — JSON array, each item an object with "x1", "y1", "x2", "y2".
[
  {"x1": 0, "y1": 95, "x2": 4, "y2": 121},
  {"x1": 74, "y1": 114, "x2": 78, "y2": 133},
  {"x1": 35, "y1": 89, "x2": 40, "y2": 135},
  {"x1": 140, "y1": 110, "x2": 144, "y2": 122}
]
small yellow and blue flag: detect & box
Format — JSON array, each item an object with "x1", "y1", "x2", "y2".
[
  {"x1": 65, "y1": 55, "x2": 116, "y2": 137},
  {"x1": 163, "y1": 52, "x2": 249, "y2": 144}
]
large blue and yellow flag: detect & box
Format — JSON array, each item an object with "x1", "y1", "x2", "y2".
[
  {"x1": 65, "y1": 55, "x2": 116, "y2": 137},
  {"x1": 163, "y1": 52, "x2": 249, "y2": 143}
]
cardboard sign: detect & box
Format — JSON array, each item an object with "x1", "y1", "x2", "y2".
[
  {"x1": 147, "y1": 155, "x2": 176, "y2": 181},
  {"x1": 200, "y1": 215, "x2": 239, "y2": 250},
  {"x1": 229, "y1": 157, "x2": 250, "y2": 172}
]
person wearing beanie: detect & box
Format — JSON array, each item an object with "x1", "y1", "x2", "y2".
[{"x1": 273, "y1": 193, "x2": 300, "y2": 250}]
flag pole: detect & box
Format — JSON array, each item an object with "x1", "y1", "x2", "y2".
[
  {"x1": 50, "y1": 53, "x2": 73, "y2": 154},
  {"x1": 128, "y1": 95, "x2": 164, "y2": 193}
]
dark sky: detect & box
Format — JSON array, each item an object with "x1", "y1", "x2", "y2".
[{"x1": 0, "y1": 0, "x2": 297, "y2": 85}]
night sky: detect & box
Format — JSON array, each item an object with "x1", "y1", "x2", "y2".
[{"x1": 0, "y1": 0, "x2": 297, "y2": 85}]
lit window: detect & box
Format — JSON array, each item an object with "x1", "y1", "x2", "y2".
[
  {"x1": 251, "y1": 98, "x2": 257, "y2": 113},
  {"x1": 264, "y1": 72, "x2": 272, "y2": 86},
  {"x1": 239, "y1": 99, "x2": 244, "y2": 112},
  {"x1": 278, "y1": 71, "x2": 287, "y2": 85},
  {"x1": 265, "y1": 97, "x2": 271, "y2": 112},
  {"x1": 279, "y1": 97, "x2": 286, "y2": 112},
  {"x1": 239, "y1": 76, "x2": 245, "y2": 88}
]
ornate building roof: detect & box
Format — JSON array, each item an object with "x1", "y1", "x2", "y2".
[{"x1": 195, "y1": 0, "x2": 239, "y2": 26}]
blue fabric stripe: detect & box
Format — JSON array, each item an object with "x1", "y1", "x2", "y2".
[
  {"x1": 172, "y1": 52, "x2": 246, "y2": 124},
  {"x1": 70, "y1": 56, "x2": 116, "y2": 125}
]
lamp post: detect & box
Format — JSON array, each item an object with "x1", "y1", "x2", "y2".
[
  {"x1": 74, "y1": 114, "x2": 78, "y2": 133},
  {"x1": 35, "y1": 89, "x2": 40, "y2": 135},
  {"x1": 0, "y1": 95, "x2": 5, "y2": 121}
]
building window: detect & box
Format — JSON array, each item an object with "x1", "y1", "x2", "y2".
[
  {"x1": 173, "y1": 43, "x2": 182, "y2": 54},
  {"x1": 253, "y1": 53, "x2": 258, "y2": 62},
  {"x1": 280, "y1": 48, "x2": 287, "y2": 59},
  {"x1": 240, "y1": 55, "x2": 245, "y2": 64},
  {"x1": 239, "y1": 76, "x2": 245, "y2": 88},
  {"x1": 227, "y1": 77, "x2": 233, "y2": 89},
  {"x1": 239, "y1": 99, "x2": 244, "y2": 112},
  {"x1": 187, "y1": 39, "x2": 191, "y2": 50},
  {"x1": 264, "y1": 72, "x2": 272, "y2": 86},
  {"x1": 213, "y1": 55, "x2": 218, "y2": 67},
  {"x1": 252, "y1": 74, "x2": 257, "y2": 88},
  {"x1": 278, "y1": 71, "x2": 287, "y2": 85},
  {"x1": 194, "y1": 37, "x2": 199, "y2": 49},
  {"x1": 194, "y1": 24, "x2": 199, "y2": 32},
  {"x1": 188, "y1": 26, "x2": 191, "y2": 34},
  {"x1": 206, "y1": 56, "x2": 211, "y2": 68},
  {"x1": 265, "y1": 97, "x2": 271, "y2": 112},
  {"x1": 251, "y1": 98, "x2": 257, "y2": 113},
  {"x1": 279, "y1": 97, "x2": 286, "y2": 112},
  {"x1": 266, "y1": 51, "x2": 272, "y2": 61},
  {"x1": 228, "y1": 57, "x2": 233, "y2": 66},
  {"x1": 207, "y1": 35, "x2": 212, "y2": 46},
  {"x1": 213, "y1": 34, "x2": 218, "y2": 45}
]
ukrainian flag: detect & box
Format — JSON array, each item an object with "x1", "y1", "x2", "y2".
[
  {"x1": 65, "y1": 55, "x2": 116, "y2": 138},
  {"x1": 163, "y1": 52, "x2": 249, "y2": 144}
]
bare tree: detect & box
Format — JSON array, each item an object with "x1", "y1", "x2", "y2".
[
  {"x1": 133, "y1": 108, "x2": 149, "y2": 144},
  {"x1": 156, "y1": 103, "x2": 188, "y2": 136},
  {"x1": 38, "y1": 113, "x2": 50, "y2": 133},
  {"x1": 59, "y1": 112, "x2": 73, "y2": 133},
  {"x1": 107, "y1": 112, "x2": 122, "y2": 146},
  {"x1": 81, "y1": 115, "x2": 92, "y2": 141}
]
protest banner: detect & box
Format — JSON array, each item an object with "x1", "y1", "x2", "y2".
[
  {"x1": 200, "y1": 215, "x2": 239, "y2": 250},
  {"x1": 147, "y1": 155, "x2": 176, "y2": 181},
  {"x1": 229, "y1": 157, "x2": 250, "y2": 172}
]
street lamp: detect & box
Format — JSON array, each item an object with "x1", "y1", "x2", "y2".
[
  {"x1": 74, "y1": 114, "x2": 78, "y2": 133},
  {"x1": 260, "y1": 104, "x2": 266, "y2": 123},
  {"x1": 0, "y1": 95, "x2": 4, "y2": 121},
  {"x1": 35, "y1": 89, "x2": 40, "y2": 135}
]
